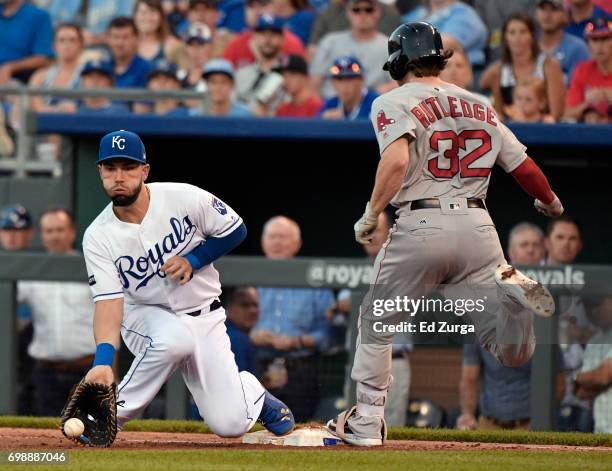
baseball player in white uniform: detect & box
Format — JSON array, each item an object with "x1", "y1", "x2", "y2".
[
  {"x1": 327, "y1": 23, "x2": 564, "y2": 446},
  {"x1": 80, "y1": 129, "x2": 294, "y2": 440}
]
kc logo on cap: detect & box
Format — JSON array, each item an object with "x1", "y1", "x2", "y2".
[{"x1": 98, "y1": 129, "x2": 147, "y2": 164}]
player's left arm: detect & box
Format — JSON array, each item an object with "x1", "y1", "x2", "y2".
[{"x1": 161, "y1": 189, "x2": 246, "y2": 285}]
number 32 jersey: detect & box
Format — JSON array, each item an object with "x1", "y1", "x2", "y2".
[{"x1": 371, "y1": 82, "x2": 527, "y2": 206}]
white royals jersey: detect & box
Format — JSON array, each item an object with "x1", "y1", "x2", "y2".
[
  {"x1": 371, "y1": 82, "x2": 527, "y2": 206},
  {"x1": 83, "y1": 182, "x2": 242, "y2": 315}
]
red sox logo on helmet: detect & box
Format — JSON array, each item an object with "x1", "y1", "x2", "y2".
[{"x1": 377, "y1": 110, "x2": 395, "y2": 132}]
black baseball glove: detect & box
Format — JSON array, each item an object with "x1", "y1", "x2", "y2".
[{"x1": 60, "y1": 380, "x2": 118, "y2": 447}]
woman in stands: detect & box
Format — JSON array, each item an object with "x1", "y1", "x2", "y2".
[
  {"x1": 28, "y1": 23, "x2": 84, "y2": 113},
  {"x1": 480, "y1": 12, "x2": 566, "y2": 121},
  {"x1": 134, "y1": 0, "x2": 185, "y2": 66}
]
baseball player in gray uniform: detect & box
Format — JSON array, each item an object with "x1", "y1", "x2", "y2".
[{"x1": 327, "y1": 23, "x2": 564, "y2": 446}]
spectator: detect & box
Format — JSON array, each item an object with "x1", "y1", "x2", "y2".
[
  {"x1": 225, "y1": 286, "x2": 260, "y2": 375},
  {"x1": 439, "y1": 47, "x2": 491, "y2": 103},
  {"x1": 510, "y1": 78, "x2": 556, "y2": 123},
  {"x1": 0, "y1": 107, "x2": 15, "y2": 157},
  {"x1": 270, "y1": 0, "x2": 316, "y2": 45},
  {"x1": 308, "y1": 0, "x2": 401, "y2": 56},
  {"x1": 310, "y1": 0, "x2": 393, "y2": 98},
  {"x1": 234, "y1": 15, "x2": 286, "y2": 114},
  {"x1": 536, "y1": 0, "x2": 592, "y2": 83},
  {"x1": 146, "y1": 60, "x2": 191, "y2": 116},
  {"x1": 471, "y1": 0, "x2": 536, "y2": 62},
  {"x1": 318, "y1": 56, "x2": 378, "y2": 120},
  {"x1": 479, "y1": 13, "x2": 566, "y2": 121},
  {"x1": 28, "y1": 23, "x2": 84, "y2": 114},
  {"x1": 0, "y1": 0, "x2": 54, "y2": 84},
  {"x1": 274, "y1": 54, "x2": 323, "y2": 117},
  {"x1": 104, "y1": 17, "x2": 153, "y2": 88},
  {"x1": 575, "y1": 296, "x2": 612, "y2": 434},
  {"x1": 565, "y1": 17, "x2": 612, "y2": 120},
  {"x1": 566, "y1": 0, "x2": 610, "y2": 39},
  {"x1": 581, "y1": 98, "x2": 611, "y2": 122},
  {"x1": 77, "y1": 61, "x2": 130, "y2": 115},
  {"x1": 196, "y1": 59, "x2": 253, "y2": 116},
  {"x1": 506, "y1": 222, "x2": 545, "y2": 265},
  {"x1": 223, "y1": 0, "x2": 306, "y2": 69},
  {"x1": 401, "y1": 0, "x2": 488, "y2": 69},
  {"x1": 458, "y1": 342, "x2": 566, "y2": 431},
  {"x1": 177, "y1": 23, "x2": 214, "y2": 91},
  {"x1": 544, "y1": 216, "x2": 595, "y2": 432},
  {"x1": 250, "y1": 216, "x2": 334, "y2": 422},
  {"x1": 161, "y1": 0, "x2": 190, "y2": 33},
  {"x1": 87, "y1": 0, "x2": 137, "y2": 45},
  {"x1": 17, "y1": 207, "x2": 96, "y2": 417},
  {"x1": 176, "y1": 0, "x2": 232, "y2": 57},
  {"x1": 0, "y1": 204, "x2": 33, "y2": 251},
  {"x1": 134, "y1": 0, "x2": 185, "y2": 65}
]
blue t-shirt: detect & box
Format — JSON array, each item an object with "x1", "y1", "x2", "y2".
[
  {"x1": 217, "y1": 0, "x2": 246, "y2": 33},
  {"x1": 566, "y1": 5, "x2": 609, "y2": 39},
  {"x1": 225, "y1": 319, "x2": 257, "y2": 374},
  {"x1": 0, "y1": 3, "x2": 54, "y2": 65},
  {"x1": 318, "y1": 90, "x2": 378, "y2": 120},
  {"x1": 402, "y1": 2, "x2": 488, "y2": 67},
  {"x1": 283, "y1": 10, "x2": 316, "y2": 46},
  {"x1": 106, "y1": 55, "x2": 152, "y2": 88},
  {"x1": 550, "y1": 32, "x2": 592, "y2": 83}
]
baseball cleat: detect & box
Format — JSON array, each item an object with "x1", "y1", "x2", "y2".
[
  {"x1": 258, "y1": 391, "x2": 295, "y2": 436},
  {"x1": 326, "y1": 406, "x2": 386, "y2": 447},
  {"x1": 494, "y1": 264, "x2": 555, "y2": 317}
]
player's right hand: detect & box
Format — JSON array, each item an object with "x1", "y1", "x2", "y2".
[
  {"x1": 534, "y1": 193, "x2": 564, "y2": 218},
  {"x1": 354, "y1": 202, "x2": 379, "y2": 245},
  {"x1": 84, "y1": 365, "x2": 114, "y2": 386},
  {"x1": 456, "y1": 413, "x2": 478, "y2": 430}
]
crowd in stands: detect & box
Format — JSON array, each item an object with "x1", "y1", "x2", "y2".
[
  {"x1": 0, "y1": 0, "x2": 611, "y2": 159},
  {"x1": 1, "y1": 201, "x2": 611, "y2": 433}
]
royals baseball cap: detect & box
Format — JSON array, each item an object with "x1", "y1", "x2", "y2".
[
  {"x1": 537, "y1": 0, "x2": 564, "y2": 9},
  {"x1": 328, "y1": 56, "x2": 364, "y2": 79},
  {"x1": 255, "y1": 14, "x2": 284, "y2": 33},
  {"x1": 98, "y1": 130, "x2": 147, "y2": 164},
  {"x1": 147, "y1": 59, "x2": 179, "y2": 82},
  {"x1": 0, "y1": 204, "x2": 32, "y2": 230},
  {"x1": 185, "y1": 23, "x2": 213, "y2": 44},
  {"x1": 81, "y1": 60, "x2": 114, "y2": 79},
  {"x1": 202, "y1": 58, "x2": 235, "y2": 80}
]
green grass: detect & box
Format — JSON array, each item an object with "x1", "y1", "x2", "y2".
[
  {"x1": 2, "y1": 450, "x2": 612, "y2": 471},
  {"x1": 2, "y1": 416, "x2": 612, "y2": 447}
]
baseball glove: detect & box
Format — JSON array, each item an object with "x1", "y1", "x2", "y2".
[{"x1": 60, "y1": 380, "x2": 118, "y2": 447}]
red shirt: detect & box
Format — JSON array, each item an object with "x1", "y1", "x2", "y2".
[
  {"x1": 566, "y1": 59, "x2": 612, "y2": 107},
  {"x1": 223, "y1": 30, "x2": 306, "y2": 69},
  {"x1": 276, "y1": 94, "x2": 324, "y2": 118}
]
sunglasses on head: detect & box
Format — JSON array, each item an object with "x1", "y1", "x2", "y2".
[{"x1": 351, "y1": 7, "x2": 374, "y2": 14}]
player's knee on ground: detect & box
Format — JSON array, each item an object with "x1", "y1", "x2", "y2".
[{"x1": 204, "y1": 402, "x2": 251, "y2": 438}]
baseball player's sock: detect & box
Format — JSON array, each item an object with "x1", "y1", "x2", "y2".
[{"x1": 258, "y1": 391, "x2": 295, "y2": 436}]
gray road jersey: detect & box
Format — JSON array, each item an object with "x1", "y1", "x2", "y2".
[{"x1": 370, "y1": 82, "x2": 527, "y2": 206}]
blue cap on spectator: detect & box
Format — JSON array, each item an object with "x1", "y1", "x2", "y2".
[
  {"x1": 81, "y1": 60, "x2": 114, "y2": 79},
  {"x1": 254, "y1": 14, "x2": 284, "y2": 33},
  {"x1": 98, "y1": 130, "x2": 147, "y2": 164},
  {"x1": 537, "y1": 0, "x2": 564, "y2": 9},
  {"x1": 185, "y1": 22, "x2": 213, "y2": 44},
  {"x1": 586, "y1": 17, "x2": 612, "y2": 39},
  {"x1": 0, "y1": 204, "x2": 32, "y2": 230},
  {"x1": 202, "y1": 59, "x2": 235, "y2": 80},
  {"x1": 147, "y1": 59, "x2": 179, "y2": 82},
  {"x1": 328, "y1": 56, "x2": 364, "y2": 79}
]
